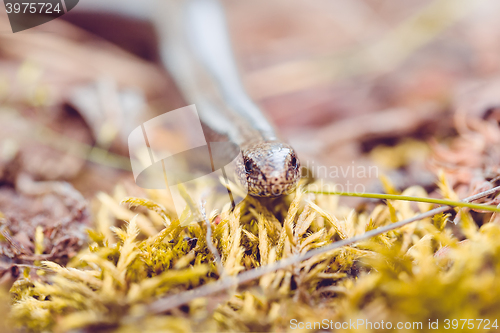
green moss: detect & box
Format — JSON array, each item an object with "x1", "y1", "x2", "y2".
[{"x1": 7, "y1": 181, "x2": 500, "y2": 332}]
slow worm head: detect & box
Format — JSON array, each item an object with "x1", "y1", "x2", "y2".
[{"x1": 237, "y1": 141, "x2": 301, "y2": 197}]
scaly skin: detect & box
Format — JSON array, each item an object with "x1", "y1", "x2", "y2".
[{"x1": 236, "y1": 141, "x2": 301, "y2": 197}]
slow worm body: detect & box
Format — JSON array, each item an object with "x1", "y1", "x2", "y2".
[{"x1": 79, "y1": 0, "x2": 301, "y2": 196}]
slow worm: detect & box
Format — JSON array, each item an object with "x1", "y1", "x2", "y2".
[{"x1": 79, "y1": 0, "x2": 301, "y2": 197}]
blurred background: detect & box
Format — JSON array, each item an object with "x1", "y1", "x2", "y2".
[
  {"x1": 4, "y1": 2, "x2": 500, "y2": 330},
  {"x1": 1, "y1": 0, "x2": 500, "y2": 199}
]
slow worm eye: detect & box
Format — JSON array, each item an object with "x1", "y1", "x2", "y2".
[
  {"x1": 291, "y1": 156, "x2": 298, "y2": 169},
  {"x1": 245, "y1": 160, "x2": 253, "y2": 173}
]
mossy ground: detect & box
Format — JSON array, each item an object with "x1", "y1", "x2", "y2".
[{"x1": 6, "y1": 174, "x2": 500, "y2": 332}]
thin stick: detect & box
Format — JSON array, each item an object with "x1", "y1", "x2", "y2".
[
  {"x1": 148, "y1": 185, "x2": 500, "y2": 314},
  {"x1": 16, "y1": 264, "x2": 54, "y2": 272},
  {"x1": 200, "y1": 201, "x2": 223, "y2": 275},
  {"x1": 305, "y1": 190, "x2": 500, "y2": 213}
]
